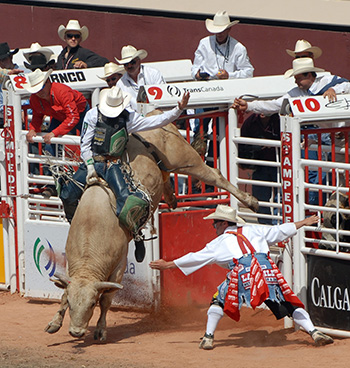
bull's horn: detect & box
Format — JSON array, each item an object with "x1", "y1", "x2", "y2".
[
  {"x1": 95, "y1": 281, "x2": 123, "y2": 292},
  {"x1": 50, "y1": 272, "x2": 70, "y2": 289}
]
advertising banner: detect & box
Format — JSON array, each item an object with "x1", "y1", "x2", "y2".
[
  {"x1": 307, "y1": 255, "x2": 350, "y2": 331},
  {"x1": 24, "y1": 221, "x2": 154, "y2": 307}
]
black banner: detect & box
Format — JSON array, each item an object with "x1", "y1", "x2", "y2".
[{"x1": 307, "y1": 255, "x2": 350, "y2": 330}]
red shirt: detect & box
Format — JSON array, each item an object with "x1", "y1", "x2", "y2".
[{"x1": 29, "y1": 82, "x2": 87, "y2": 136}]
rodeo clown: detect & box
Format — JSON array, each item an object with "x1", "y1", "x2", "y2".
[
  {"x1": 150, "y1": 204, "x2": 334, "y2": 349},
  {"x1": 57, "y1": 86, "x2": 189, "y2": 262}
]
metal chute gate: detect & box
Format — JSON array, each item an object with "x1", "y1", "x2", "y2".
[{"x1": 280, "y1": 95, "x2": 350, "y2": 337}]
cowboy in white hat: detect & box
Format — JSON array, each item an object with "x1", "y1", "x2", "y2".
[
  {"x1": 97, "y1": 62, "x2": 125, "y2": 88},
  {"x1": 191, "y1": 10, "x2": 254, "y2": 81},
  {"x1": 23, "y1": 42, "x2": 55, "y2": 65},
  {"x1": 232, "y1": 57, "x2": 348, "y2": 114},
  {"x1": 115, "y1": 45, "x2": 165, "y2": 109},
  {"x1": 57, "y1": 87, "x2": 190, "y2": 262},
  {"x1": 56, "y1": 19, "x2": 108, "y2": 69},
  {"x1": 150, "y1": 205, "x2": 333, "y2": 349},
  {"x1": 24, "y1": 68, "x2": 89, "y2": 146},
  {"x1": 286, "y1": 39, "x2": 322, "y2": 59}
]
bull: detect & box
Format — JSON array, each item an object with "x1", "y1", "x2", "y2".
[{"x1": 45, "y1": 123, "x2": 259, "y2": 340}]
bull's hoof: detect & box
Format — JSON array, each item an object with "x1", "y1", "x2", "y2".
[
  {"x1": 94, "y1": 329, "x2": 107, "y2": 341},
  {"x1": 44, "y1": 323, "x2": 62, "y2": 334}
]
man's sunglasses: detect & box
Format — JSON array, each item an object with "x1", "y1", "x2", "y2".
[
  {"x1": 106, "y1": 77, "x2": 118, "y2": 83},
  {"x1": 66, "y1": 33, "x2": 81, "y2": 39},
  {"x1": 125, "y1": 59, "x2": 137, "y2": 66}
]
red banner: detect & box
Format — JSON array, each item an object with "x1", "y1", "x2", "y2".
[{"x1": 281, "y1": 132, "x2": 294, "y2": 223}]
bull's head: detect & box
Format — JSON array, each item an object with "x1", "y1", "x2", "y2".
[{"x1": 51, "y1": 273, "x2": 123, "y2": 338}]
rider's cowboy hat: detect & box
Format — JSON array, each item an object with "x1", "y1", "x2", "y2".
[
  {"x1": 284, "y1": 57, "x2": 325, "y2": 78},
  {"x1": 24, "y1": 54, "x2": 55, "y2": 71},
  {"x1": 99, "y1": 86, "x2": 132, "y2": 118},
  {"x1": 0, "y1": 43, "x2": 19, "y2": 60},
  {"x1": 58, "y1": 20, "x2": 89, "y2": 42},
  {"x1": 203, "y1": 204, "x2": 246, "y2": 224},
  {"x1": 115, "y1": 45, "x2": 148, "y2": 65},
  {"x1": 205, "y1": 11, "x2": 239, "y2": 34},
  {"x1": 286, "y1": 39, "x2": 322, "y2": 59},
  {"x1": 97, "y1": 62, "x2": 125, "y2": 80},
  {"x1": 23, "y1": 42, "x2": 54, "y2": 63},
  {"x1": 22, "y1": 68, "x2": 53, "y2": 94}
]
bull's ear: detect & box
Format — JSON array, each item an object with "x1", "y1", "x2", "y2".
[
  {"x1": 50, "y1": 272, "x2": 70, "y2": 289},
  {"x1": 94, "y1": 281, "x2": 123, "y2": 293}
]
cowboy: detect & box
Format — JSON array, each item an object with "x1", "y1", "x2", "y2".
[
  {"x1": 232, "y1": 57, "x2": 348, "y2": 205},
  {"x1": 23, "y1": 42, "x2": 56, "y2": 71},
  {"x1": 191, "y1": 10, "x2": 254, "y2": 81},
  {"x1": 97, "y1": 62, "x2": 125, "y2": 88},
  {"x1": 0, "y1": 42, "x2": 22, "y2": 127},
  {"x1": 56, "y1": 19, "x2": 108, "y2": 69},
  {"x1": 57, "y1": 86, "x2": 190, "y2": 262},
  {"x1": 23, "y1": 69, "x2": 89, "y2": 147},
  {"x1": 115, "y1": 45, "x2": 165, "y2": 109},
  {"x1": 232, "y1": 57, "x2": 348, "y2": 113},
  {"x1": 24, "y1": 54, "x2": 55, "y2": 71},
  {"x1": 286, "y1": 39, "x2": 322, "y2": 59},
  {"x1": 149, "y1": 204, "x2": 334, "y2": 349}
]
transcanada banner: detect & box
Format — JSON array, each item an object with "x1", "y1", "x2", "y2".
[{"x1": 307, "y1": 255, "x2": 350, "y2": 331}]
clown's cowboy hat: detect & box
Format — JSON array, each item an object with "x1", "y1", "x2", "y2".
[
  {"x1": 203, "y1": 204, "x2": 245, "y2": 224},
  {"x1": 58, "y1": 20, "x2": 89, "y2": 42},
  {"x1": 99, "y1": 86, "x2": 132, "y2": 118},
  {"x1": 205, "y1": 11, "x2": 239, "y2": 34}
]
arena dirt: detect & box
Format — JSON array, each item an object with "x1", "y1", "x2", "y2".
[{"x1": 0, "y1": 291, "x2": 348, "y2": 368}]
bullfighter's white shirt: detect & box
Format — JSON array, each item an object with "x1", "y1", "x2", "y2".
[
  {"x1": 174, "y1": 223, "x2": 297, "y2": 276},
  {"x1": 247, "y1": 74, "x2": 349, "y2": 116},
  {"x1": 191, "y1": 35, "x2": 254, "y2": 80},
  {"x1": 80, "y1": 105, "x2": 182, "y2": 162}
]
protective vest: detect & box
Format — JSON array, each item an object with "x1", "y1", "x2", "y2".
[{"x1": 91, "y1": 108, "x2": 129, "y2": 157}]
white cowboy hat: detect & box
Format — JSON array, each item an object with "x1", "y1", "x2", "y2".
[
  {"x1": 286, "y1": 39, "x2": 322, "y2": 59},
  {"x1": 205, "y1": 11, "x2": 239, "y2": 34},
  {"x1": 98, "y1": 86, "x2": 132, "y2": 118},
  {"x1": 22, "y1": 68, "x2": 53, "y2": 94},
  {"x1": 115, "y1": 45, "x2": 148, "y2": 64},
  {"x1": 97, "y1": 62, "x2": 125, "y2": 80},
  {"x1": 203, "y1": 204, "x2": 246, "y2": 224},
  {"x1": 284, "y1": 57, "x2": 325, "y2": 78},
  {"x1": 23, "y1": 42, "x2": 54, "y2": 63},
  {"x1": 57, "y1": 19, "x2": 89, "y2": 42}
]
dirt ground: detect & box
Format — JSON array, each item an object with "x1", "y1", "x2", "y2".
[{"x1": 0, "y1": 291, "x2": 349, "y2": 368}]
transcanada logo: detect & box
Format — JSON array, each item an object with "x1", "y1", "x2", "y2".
[
  {"x1": 33, "y1": 237, "x2": 57, "y2": 277},
  {"x1": 182, "y1": 86, "x2": 224, "y2": 93}
]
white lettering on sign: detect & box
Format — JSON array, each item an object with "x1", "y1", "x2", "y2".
[
  {"x1": 311, "y1": 277, "x2": 350, "y2": 311},
  {"x1": 4, "y1": 105, "x2": 17, "y2": 197},
  {"x1": 281, "y1": 132, "x2": 293, "y2": 223}
]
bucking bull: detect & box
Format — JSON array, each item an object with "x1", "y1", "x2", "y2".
[{"x1": 46, "y1": 122, "x2": 259, "y2": 340}]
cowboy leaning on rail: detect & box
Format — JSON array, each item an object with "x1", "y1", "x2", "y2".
[{"x1": 57, "y1": 86, "x2": 189, "y2": 262}]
